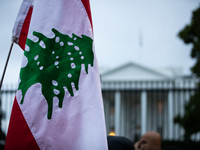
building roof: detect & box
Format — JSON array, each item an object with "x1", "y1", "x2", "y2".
[{"x1": 100, "y1": 62, "x2": 183, "y2": 81}]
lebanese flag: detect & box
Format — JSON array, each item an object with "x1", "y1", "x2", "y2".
[{"x1": 5, "y1": 0, "x2": 108, "y2": 150}]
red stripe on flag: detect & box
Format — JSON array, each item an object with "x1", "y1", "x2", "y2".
[
  {"x1": 81, "y1": 0, "x2": 93, "y2": 29},
  {"x1": 4, "y1": 98, "x2": 40, "y2": 150},
  {"x1": 18, "y1": 6, "x2": 33, "y2": 50}
]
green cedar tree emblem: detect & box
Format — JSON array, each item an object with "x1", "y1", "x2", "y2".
[{"x1": 18, "y1": 28, "x2": 94, "y2": 119}]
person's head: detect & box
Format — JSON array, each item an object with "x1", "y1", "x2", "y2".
[{"x1": 134, "y1": 131, "x2": 161, "y2": 150}]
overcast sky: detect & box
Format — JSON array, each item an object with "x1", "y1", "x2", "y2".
[{"x1": 0, "y1": 0, "x2": 200, "y2": 85}]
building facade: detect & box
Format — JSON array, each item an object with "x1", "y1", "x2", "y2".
[{"x1": 100, "y1": 62, "x2": 199, "y2": 141}]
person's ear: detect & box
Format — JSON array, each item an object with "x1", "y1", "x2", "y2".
[{"x1": 134, "y1": 141, "x2": 141, "y2": 150}]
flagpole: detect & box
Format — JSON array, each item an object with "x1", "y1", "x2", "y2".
[{"x1": 0, "y1": 41, "x2": 14, "y2": 92}]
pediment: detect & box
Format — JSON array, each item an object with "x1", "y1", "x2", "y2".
[{"x1": 100, "y1": 62, "x2": 173, "y2": 81}]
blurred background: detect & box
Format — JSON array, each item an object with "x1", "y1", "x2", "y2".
[{"x1": 0, "y1": 0, "x2": 200, "y2": 149}]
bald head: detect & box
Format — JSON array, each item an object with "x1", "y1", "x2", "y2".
[
  {"x1": 143, "y1": 131, "x2": 161, "y2": 147},
  {"x1": 135, "y1": 131, "x2": 161, "y2": 150}
]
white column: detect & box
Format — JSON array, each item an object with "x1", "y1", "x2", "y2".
[
  {"x1": 141, "y1": 91, "x2": 147, "y2": 135},
  {"x1": 104, "y1": 99, "x2": 110, "y2": 135},
  {"x1": 115, "y1": 91, "x2": 121, "y2": 136},
  {"x1": 168, "y1": 91, "x2": 173, "y2": 140}
]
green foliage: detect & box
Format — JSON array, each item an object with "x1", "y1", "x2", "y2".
[
  {"x1": 174, "y1": 90, "x2": 200, "y2": 140},
  {"x1": 162, "y1": 140, "x2": 200, "y2": 150},
  {"x1": 178, "y1": 6, "x2": 200, "y2": 77},
  {"x1": 18, "y1": 28, "x2": 94, "y2": 119},
  {"x1": 174, "y1": 6, "x2": 200, "y2": 140}
]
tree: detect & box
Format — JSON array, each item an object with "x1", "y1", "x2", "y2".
[
  {"x1": 174, "y1": 6, "x2": 200, "y2": 140},
  {"x1": 0, "y1": 94, "x2": 6, "y2": 148},
  {"x1": 178, "y1": 6, "x2": 200, "y2": 77}
]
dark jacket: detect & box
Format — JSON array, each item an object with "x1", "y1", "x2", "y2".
[{"x1": 107, "y1": 136, "x2": 135, "y2": 150}]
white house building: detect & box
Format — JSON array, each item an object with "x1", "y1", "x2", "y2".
[{"x1": 100, "y1": 62, "x2": 199, "y2": 141}]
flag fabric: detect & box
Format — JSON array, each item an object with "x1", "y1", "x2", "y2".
[
  {"x1": 5, "y1": 0, "x2": 108, "y2": 149},
  {"x1": 12, "y1": 0, "x2": 33, "y2": 50}
]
